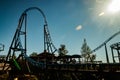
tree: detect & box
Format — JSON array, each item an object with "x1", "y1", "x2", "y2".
[
  {"x1": 81, "y1": 39, "x2": 92, "y2": 62},
  {"x1": 30, "y1": 52, "x2": 38, "y2": 57},
  {"x1": 58, "y1": 44, "x2": 68, "y2": 56},
  {"x1": 90, "y1": 54, "x2": 96, "y2": 62}
]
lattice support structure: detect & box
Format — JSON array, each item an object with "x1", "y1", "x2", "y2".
[
  {"x1": 110, "y1": 42, "x2": 120, "y2": 63},
  {"x1": 2, "y1": 7, "x2": 57, "y2": 77},
  {"x1": 91, "y1": 31, "x2": 120, "y2": 63}
]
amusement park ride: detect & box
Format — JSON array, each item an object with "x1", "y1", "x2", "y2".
[{"x1": 1, "y1": 7, "x2": 120, "y2": 80}]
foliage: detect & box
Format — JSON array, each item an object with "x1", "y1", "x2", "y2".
[
  {"x1": 30, "y1": 52, "x2": 38, "y2": 57},
  {"x1": 81, "y1": 39, "x2": 96, "y2": 62},
  {"x1": 90, "y1": 54, "x2": 96, "y2": 62},
  {"x1": 58, "y1": 44, "x2": 68, "y2": 56}
]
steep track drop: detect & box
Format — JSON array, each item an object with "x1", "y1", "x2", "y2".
[{"x1": 3, "y1": 7, "x2": 57, "y2": 72}]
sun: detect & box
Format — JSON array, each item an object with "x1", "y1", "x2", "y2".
[{"x1": 108, "y1": 0, "x2": 120, "y2": 13}]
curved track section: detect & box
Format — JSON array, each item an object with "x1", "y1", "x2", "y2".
[
  {"x1": 3, "y1": 7, "x2": 57, "y2": 71},
  {"x1": 23, "y1": 54, "x2": 45, "y2": 68},
  {"x1": 23, "y1": 7, "x2": 47, "y2": 24},
  {"x1": 91, "y1": 30, "x2": 120, "y2": 53}
]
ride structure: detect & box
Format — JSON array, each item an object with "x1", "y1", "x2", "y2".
[
  {"x1": 1, "y1": 7, "x2": 120, "y2": 80},
  {"x1": 110, "y1": 42, "x2": 120, "y2": 63},
  {"x1": 2, "y1": 7, "x2": 57, "y2": 79},
  {"x1": 91, "y1": 31, "x2": 120, "y2": 63}
]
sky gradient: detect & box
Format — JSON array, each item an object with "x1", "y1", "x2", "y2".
[{"x1": 0, "y1": 0, "x2": 120, "y2": 63}]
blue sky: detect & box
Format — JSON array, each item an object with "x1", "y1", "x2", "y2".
[{"x1": 0, "y1": 0, "x2": 120, "y2": 63}]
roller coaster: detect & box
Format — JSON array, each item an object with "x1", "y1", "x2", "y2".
[
  {"x1": 91, "y1": 30, "x2": 120, "y2": 63},
  {"x1": 1, "y1": 7, "x2": 120, "y2": 80}
]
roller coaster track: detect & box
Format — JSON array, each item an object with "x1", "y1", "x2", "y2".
[
  {"x1": 3, "y1": 7, "x2": 57, "y2": 71},
  {"x1": 23, "y1": 53, "x2": 45, "y2": 68},
  {"x1": 91, "y1": 30, "x2": 120, "y2": 53},
  {"x1": 2, "y1": 7, "x2": 120, "y2": 80},
  {"x1": 3, "y1": 7, "x2": 120, "y2": 74}
]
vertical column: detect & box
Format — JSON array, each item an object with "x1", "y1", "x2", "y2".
[
  {"x1": 111, "y1": 47, "x2": 115, "y2": 63},
  {"x1": 117, "y1": 49, "x2": 120, "y2": 63},
  {"x1": 105, "y1": 44, "x2": 109, "y2": 63},
  {"x1": 24, "y1": 13, "x2": 27, "y2": 55}
]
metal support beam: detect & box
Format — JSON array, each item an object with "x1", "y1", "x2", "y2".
[
  {"x1": 105, "y1": 44, "x2": 109, "y2": 63},
  {"x1": 117, "y1": 50, "x2": 120, "y2": 63},
  {"x1": 111, "y1": 47, "x2": 115, "y2": 63}
]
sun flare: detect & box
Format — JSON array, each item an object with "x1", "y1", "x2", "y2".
[{"x1": 108, "y1": 0, "x2": 120, "y2": 13}]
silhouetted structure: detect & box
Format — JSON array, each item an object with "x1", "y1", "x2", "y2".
[
  {"x1": 1, "y1": 7, "x2": 120, "y2": 80},
  {"x1": 111, "y1": 42, "x2": 120, "y2": 63}
]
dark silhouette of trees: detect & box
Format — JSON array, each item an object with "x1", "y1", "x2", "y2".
[
  {"x1": 90, "y1": 54, "x2": 96, "y2": 62},
  {"x1": 30, "y1": 52, "x2": 38, "y2": 57},
  {"x1": 58, "y1": 44, "x2": 68, "y2": 56},
  {"x1": 81, "y1": 39, "x2": 96, "y2": 62}
]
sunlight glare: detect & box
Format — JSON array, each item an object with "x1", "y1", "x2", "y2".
[
  {"x1": 99, "y1": 12, "x2": 104, "y2": 16},
  {"x1": 108, "y1": 0, "x2": 120, "y2": 13}
]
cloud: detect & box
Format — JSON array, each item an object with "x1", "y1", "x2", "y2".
[{"x1": 75, "y1": 25, "x2": 82, "y2": 31}]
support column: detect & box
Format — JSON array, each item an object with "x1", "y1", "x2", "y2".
[
  {"x1": 117, "y1": 49, "x2": 120, "y2": 63},
  {"x1": 111, "y1": 47, "x2": 115, "y2": 63},
  {"x1": 105, "y1": 44, "x2": 109, "y2": 63}
]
